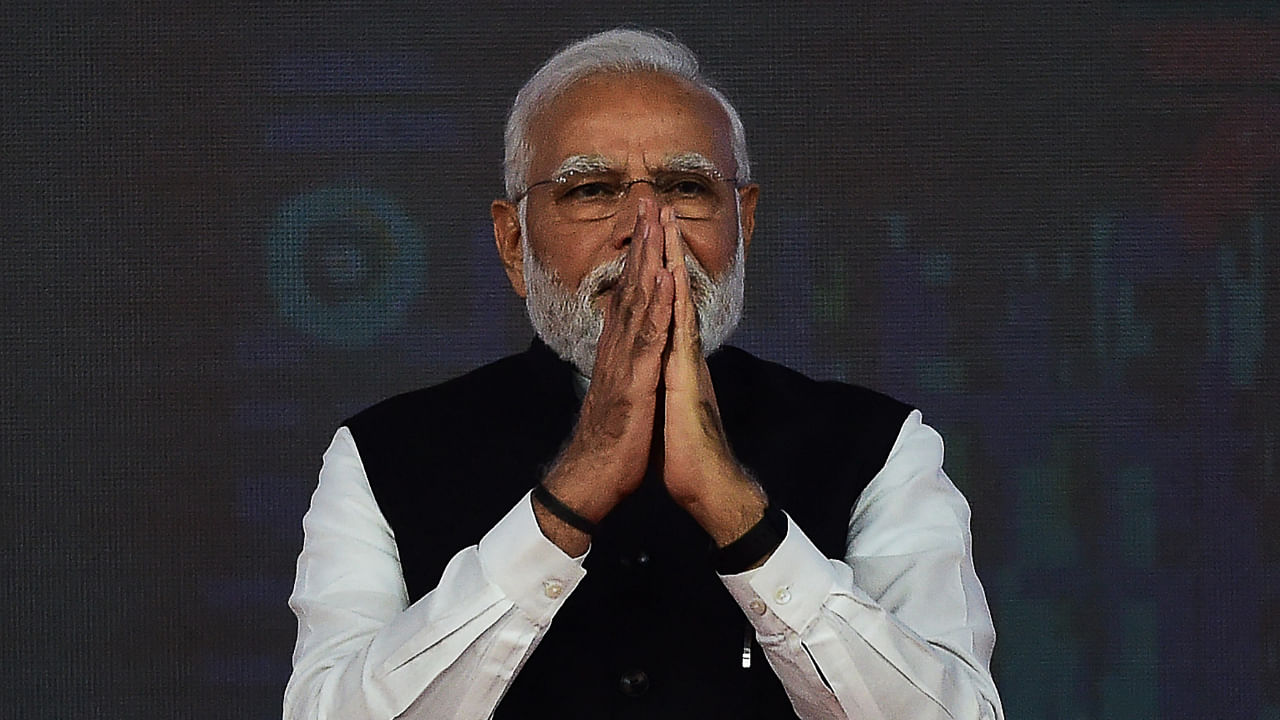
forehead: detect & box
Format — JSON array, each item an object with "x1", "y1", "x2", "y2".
[{"x1": 527, "y1": 71, "x2": 736, "y2": 178}]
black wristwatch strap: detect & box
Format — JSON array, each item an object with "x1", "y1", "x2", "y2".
[{"x1": 715, "y1": 505, "x2": 788, "y2": 574}]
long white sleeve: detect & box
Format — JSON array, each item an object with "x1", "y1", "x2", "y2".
[
  {"x1": 284, "y1": 427, "x2": 587, "y2": 720},
  {"x1": 720, "y1": 410, "x2": 1003, "y2": 719}
]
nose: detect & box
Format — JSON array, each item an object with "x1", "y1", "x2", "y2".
[
  {"x1": 614, "y1": 184, "x2": 662, "y2": 248},
  {"x1": 621, "y1": 179, "x2": 663, "y2": 213}
]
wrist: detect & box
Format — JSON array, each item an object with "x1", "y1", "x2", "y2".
[
  {"x1": 532, "y1": 483, "x2": 598, "y2": 534},
  {"x1": 531, "y1": 497, "x2": 591, "y2": 557},
  {"x1": 542, "y1": 458, "x2": 627, "y2": 525},
  {"x1": 715, "y1": 505, "x2": 787, "y2": 574},
  {"x1": 682, "y1": 469, "x2": 769, "y2": 547}
]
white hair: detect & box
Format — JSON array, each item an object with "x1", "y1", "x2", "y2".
[{"x1": 503, "y1": 28, "x2": 751, "y2": 199}]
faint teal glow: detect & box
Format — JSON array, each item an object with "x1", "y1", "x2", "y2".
[
  {"x1": 1015, "y1": 456, "x2": 1080, "y2": 568},
  {"x1": 267, "y1": 186, "x2": 426, "y2": 348},
  {"x1": 993, "y1": 572, "x2": 1087, "y2": 719},
  {"x1": 923, "y1": 249, "x2": 953, "y2": 287},
  {"x1": 917, "y1": 357, "x2": 967, "y2": 394},
  {"x1": 812, "y1": 259, "x2": 845, "y2": 326},
  {"x1": 1091, "y1": 214, "x2": 1152, "y2": 381},
  {"x1": 1020, "y1": 251, "x2": 1038, "y2": 281},
  {"x1": 941, "y1": 428, "x2": 975, "y2": 496},
  {"x1": 1092, "y1": 213, "x2": 1114, "y2": 366},
  {"x1": 1055, "y1": 248, "x2": 1074, "y2": 281},
  {"x1": 1206, "y1": 214, "x2": 1266, "y2": 386},
  {"x1": 1102, "y1": 601, "x2": 1158, "y2": 719},
  {"x1": 887, "y1": 212, "x2": 908, "y2": 250},
  {"x1": 1222, "y1": 216, "x2": 1264, "y2": 386},
  {"x1": 1114, "y1": 467, "x2": 1156, "y2": 568}
]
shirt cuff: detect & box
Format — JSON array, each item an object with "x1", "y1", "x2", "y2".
[
  {"x1": 719, "y1": 513, "x2": 838, "y2": 637},
  {"x1": 477, "y1": 491, "x2": 588, "y2": 627}
]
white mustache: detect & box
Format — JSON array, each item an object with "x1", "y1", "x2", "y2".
[
  {"x1": 582, "y1": 253, "x2": 714, "y2": 306},
  {"x1": 522, "y1": 233, "x2": 743, "y2": 377}
]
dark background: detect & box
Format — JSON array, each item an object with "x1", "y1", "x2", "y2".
[{"x1": 5, "y1": 2, "x2": 1278, "y2": 717}]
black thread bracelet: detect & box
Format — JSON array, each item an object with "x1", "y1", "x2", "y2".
[
  {"x1": 531, "y1": 484, "x2": 598, "y2": 534},
  {"x1": 715, "y1": 505, "x2": 787, "y2": 574}
]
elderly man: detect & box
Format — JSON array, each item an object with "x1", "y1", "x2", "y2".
[{"x1": 285, "y1": 29, "x2": 1003, "y2": 720}]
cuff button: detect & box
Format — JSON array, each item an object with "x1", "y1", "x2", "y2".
[
  {"x1": 774, "y1": 586, "x2": 792, "y2": 604},
  {"x1": 542, "y1": 580, "x2": 564, "y2": 599}
]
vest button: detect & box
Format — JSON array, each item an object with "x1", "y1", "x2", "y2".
[
  {"x1": 620, "y1": 550, "x2": 652, "y2": 569},
  {"x1": 617, "y1": 669, "x2": 650, "y2": 697}
]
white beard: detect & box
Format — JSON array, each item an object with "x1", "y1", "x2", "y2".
[{"x1": 522, "y1": 232, "x2": 745, "y2": 378}]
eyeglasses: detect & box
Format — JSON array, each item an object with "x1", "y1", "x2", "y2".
[{"x1": 514, "y1": 169, "x2": 742, "y2": 221}]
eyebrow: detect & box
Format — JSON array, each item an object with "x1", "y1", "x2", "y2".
[
  {"x1": 550, "y1": 152, "x2": 728, "y2": 178},
  {"x1": 554, "y1": 154, "x2": 616, "y2": 177},
  {"x1": 660, "y1": 152, "x2": 723, "y2": 176}
]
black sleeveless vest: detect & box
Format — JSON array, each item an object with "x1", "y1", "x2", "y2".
[{"x1": 345, "y1": 340, "x2": 911, "y2": 718}]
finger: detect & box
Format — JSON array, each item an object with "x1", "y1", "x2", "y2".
[
  {"x1": 634, "y1": 196, "x2": 663, "y2": 280},
  {"x1": 661, "y1": 204, "x2": 682, "y2": 270},
  {"x1": 614, "y1": 200, "x2": 672, "y2": 359},
  {"x1": 606, "y1": 199, "x2": 652, "y2": 333},
  {"x1": 613, "y1": 198, "x2": 664, "y2": 335},
  {"x1": 635, "y1": 213, "x2": 675, "y2": 354},
  {"x1": 642, "y1": 269, "x2": 675, "y2": 349},
  {"x1": 661, "y1": 206, "x2": 698, "y2": 350},
  {"x1": 620, "y1": 198, "x2": 650, "y2": 285}
]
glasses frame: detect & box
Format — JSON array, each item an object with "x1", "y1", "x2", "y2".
[{"x1": 512, "y1": 168, "x2": 745, "y2": 221}]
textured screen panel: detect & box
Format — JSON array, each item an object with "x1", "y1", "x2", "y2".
[{"x1": 6, "y1": 3, "x2": 1278, "y2": 718}]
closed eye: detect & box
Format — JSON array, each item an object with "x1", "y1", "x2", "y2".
[
  {"x1": 561, "y1": 180, "x2": 620, "y2": 201},
  {"x1": 658, "y1": 174, "x2": 715, "y2": 198}
]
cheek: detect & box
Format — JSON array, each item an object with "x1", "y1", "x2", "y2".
[
  {"x1": 683, "y1": 223, "x2": 739, "y2": 275},
  {"x1": 528, "y1": 227, "x2": 597, "y2": 289}
]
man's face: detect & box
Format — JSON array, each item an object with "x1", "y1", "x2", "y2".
[{"x1": 493, "y1": 71, "x2": 759, "y2": 373}]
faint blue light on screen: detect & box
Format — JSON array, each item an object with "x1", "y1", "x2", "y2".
[
  {"x1": 265, "y1": 52, "x2": 459, "y2": 151},
  {"x1": 199, "y1": 653, "x2": 290, "y2": 686},
  {"x1": 234, "y1": 329, "x2": 308, "y2": 367},
  {"x1": 1089, "y1": 214, "x2": 1153, "y2": 381},
  {"x1": 1219, "y1": 215, "x2": 1264, "y2": 386},
  {"x1": 267, "y1": 186, "x2": 426, "y2": 348},
  {"x1": 236, "y1": 476, "x2": 311, "y2": 537},
  {"x1": 264, "y1": 109, "x2": 458, "y2": 151},
  {"x1": 269, "y1": 52, "x2": 444, "y2": 95},
  {"x1": 233, "y1": 399, "x2": 303, "y2": 429},
  {"x1": 201, "y1": 577, "x2": 293, "y2": 611}
]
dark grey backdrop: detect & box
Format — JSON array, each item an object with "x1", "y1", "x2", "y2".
[{"x1": 6, "y1": 2, "x2": 1278, "y2": 718}]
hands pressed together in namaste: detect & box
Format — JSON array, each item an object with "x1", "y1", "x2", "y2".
[{"x1": 533, "y1": 198, "x2": 768, "y2": 558}]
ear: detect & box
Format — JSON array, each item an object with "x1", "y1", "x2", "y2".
[
  {"x1": 736, "y1": 183, "x2": 759, "y2": 259},
  {"x1": 491, "y1": 199, "x2": 528, "y2": 298}
]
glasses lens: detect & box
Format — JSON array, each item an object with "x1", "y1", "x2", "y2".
[
  {"x1": 545, "y1": 172, "x2": 733, "y2": 221},
  {"x1": 552, "y1": 175, "x2": 622, "y2": 221},
  {"x1": 655, "y1": 172, "x2": 726, "y2": 220}
]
